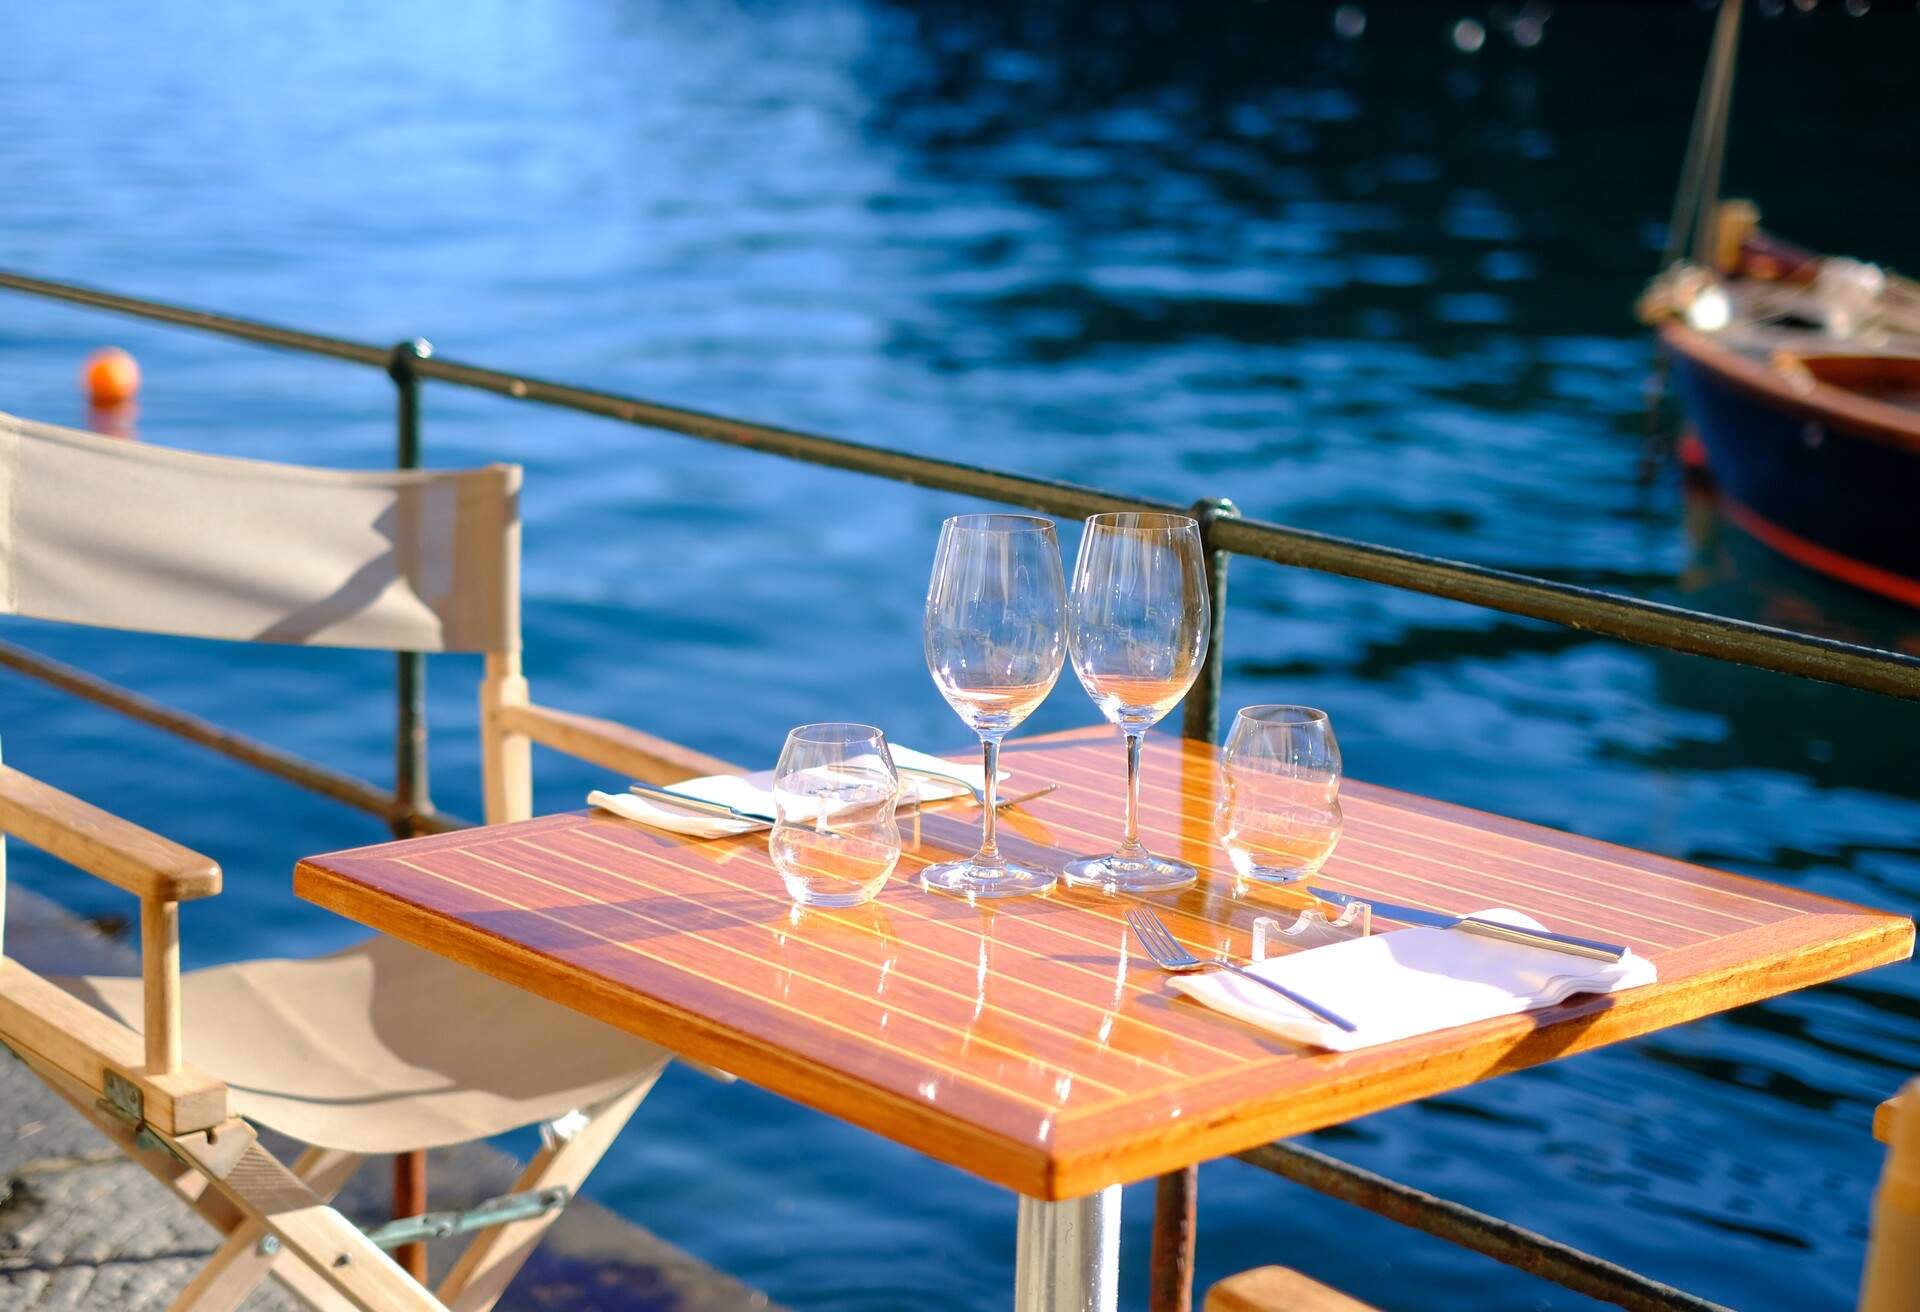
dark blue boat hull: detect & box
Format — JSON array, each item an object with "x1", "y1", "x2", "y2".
[{"x1": 1668, "y1": 345, "x2": 1920, "y2": 607}]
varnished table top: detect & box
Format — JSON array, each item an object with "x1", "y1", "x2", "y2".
[{"x1": 295, "y1": 726, "x2": 1913, "y2": 1200}]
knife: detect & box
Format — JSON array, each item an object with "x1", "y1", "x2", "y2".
[
  {"x1": 624, "y1": 781, "x2": 779, "y2": 826},
  {"x1": 623, "y1": 779, "x2": 1057, "y2": 829},
  {"x1": 1308, "y1": 888, "x2": 1628, "y2": 962}
]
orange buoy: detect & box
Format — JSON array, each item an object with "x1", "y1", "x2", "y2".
[{"x1": 83, "y1": 348, "x2": 141, "y2": 408}]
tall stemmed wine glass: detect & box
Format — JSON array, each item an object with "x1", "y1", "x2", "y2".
[
  {"x1": 1065, "y1": 512, "x2": 1210, "y2": 893},
  {"x1": 922, "y1": 514, "x2": 1068, "y2": 898}
]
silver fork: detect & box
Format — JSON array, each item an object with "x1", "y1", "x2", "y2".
[
  {"x1": 898, "y1": 764, "x2": 989, "y2": 804},
  {"x1": 1126, "y1": 907, "x2": 1359, "y2": 1033}
]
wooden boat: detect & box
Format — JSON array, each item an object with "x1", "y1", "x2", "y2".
[
  {"x1": 1635, "y1": 0, "x2": 1920, "y2": 610},
  {"x1": 1641, "y1": 206, "x2": 1920, "y2": 608}
]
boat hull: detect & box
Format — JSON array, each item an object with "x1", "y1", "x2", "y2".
[{"x1": 1663, "y1": 325, "x2": 1920, "y2": 608}]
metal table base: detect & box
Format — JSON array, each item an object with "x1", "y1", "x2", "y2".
[{"x1": 1015, "y1": 1187, "x2": 1121, "y2": 1312}]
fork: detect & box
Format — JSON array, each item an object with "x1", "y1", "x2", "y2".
[{"x1": 1126, "y1": 907, "x2": 1359, "y2": 1033}]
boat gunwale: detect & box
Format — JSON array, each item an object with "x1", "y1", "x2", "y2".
[{"x1": 1660, "y1": 319, "x2": 1920, "y2": 456}]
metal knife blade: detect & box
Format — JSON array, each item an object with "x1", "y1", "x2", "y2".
[
  {"x1": 627, "y1": 780, "x2": 778, "y2": 826},
  {"x1": 1308, "y1": 888, "x2": 1628, "y2": 962},
  {"x1": 625, "y1": 779, "x2": 1057, "y2": 829}
]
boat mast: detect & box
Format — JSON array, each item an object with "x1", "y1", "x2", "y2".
[{"x1": 1661, "y1": 0, "x2": 1745, "y2": 273}]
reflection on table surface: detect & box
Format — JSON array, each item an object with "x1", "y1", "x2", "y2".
[{"x1": 297, "y1": 725, "x2": 1908, "y2": 1200}]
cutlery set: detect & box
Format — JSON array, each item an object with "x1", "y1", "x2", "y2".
[{"x1": 1126, "y1": 893, "x2": 1625, "y2": 1036}]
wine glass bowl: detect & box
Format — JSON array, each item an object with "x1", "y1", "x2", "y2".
[
  {"x1": 1064, "y1": 512, "x2": 1210, "y2": 894},
  {"x1": 769, "y1": 723, "x2": 902, "y2": 907},
  {"x1": 1217, "y1": 705, "x2": 1343, "y2": 887},
  {"x1": 921, "y1": 514, "x2": 1068, "y2": 898}
]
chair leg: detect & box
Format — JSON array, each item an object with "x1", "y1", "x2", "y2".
[
  {"x1": 265, "y1": 1251, "x2": 364, "y2": 1312},
  {"x1": 22, "y1": 1051, "x2": 369, "y2": 1312},
  {"x1": 171, "y1": 1134, "x2": 448, "y2": 1312},
  {"x1": 437, "y1": 1077, "x2": 658, "y2": 1312},
  {"x1": 169, "y1": 1147, "x2": 364, "y2": 1312},
  {"x1": 13, "y1": 1046, "x2": 439, "y2": 1310},
  {"x1": 16, "y1": 1045, "x2": 245, "y2": 1234},
  {"x1": 12, "y1": 1047, "x2": 656, "y2": 1312},
  {"x1": 394, "y1": 1149, "x2": 430, "y2": 1282}
]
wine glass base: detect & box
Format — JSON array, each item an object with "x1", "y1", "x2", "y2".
[
  {"x1": 920, "y1": 859, "x2": 1057, "y2": 899},
  {"x1": 1063, "y1": 852, "x2": 1197, "y2": 894},
  {"x1": 779, "y1": 877, "x2": 886, "y2": 908}
]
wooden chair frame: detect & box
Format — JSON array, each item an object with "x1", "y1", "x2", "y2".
[
  {"x1": 0, "y1": 686, "x2": 731, "y2": 1312},
  {"x1": 0, "y1": 423, "x2": 747, "y2": 1309}
]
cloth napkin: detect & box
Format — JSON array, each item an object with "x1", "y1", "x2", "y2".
[
  {"x1": 587, "y1": 744, "x2": 1000, "y2": 839},
  {"x1": 1168, "y1": 909, "x2": 1657, "y2": 1053}
]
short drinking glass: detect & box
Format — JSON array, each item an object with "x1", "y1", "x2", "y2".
[
  {"x1": 769, "y1": 723, "x2": 901, "y2": 908},
  {"x1": 1065, "y1": 512, "x2": 1210, "y2": 893},
  {"x1": 922, "y1": 514, "x2": 1068, "y2": 898},
  {"x1": 1217, "y1": 705, "x2": 1342, "y2": 886}
]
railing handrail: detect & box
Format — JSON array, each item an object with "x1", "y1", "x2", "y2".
[{"x1": 5, "y1": 267, "x2": 1918, "y2": 704}]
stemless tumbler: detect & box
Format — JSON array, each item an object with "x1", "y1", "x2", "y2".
[
  {"x1": 1065, "y1": 512, "x2": 1210, "y2": 893},
  {"x1": 922, "y1": 514, "x2": 1068, "y2": 898},
  {"x1": 1216, "y1": 705, "x2": 1343, "y2": 886},
  {"x1": 768, "y1": 723, "x2": 901, "y2": 907}
]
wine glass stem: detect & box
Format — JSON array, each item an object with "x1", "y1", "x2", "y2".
[
  {"x1": 1117, "y1": 730, "x2": 1148, "y2": 861},
  {"x1": 977, "y1": 736, "x2": 1003, "y2": 867}
]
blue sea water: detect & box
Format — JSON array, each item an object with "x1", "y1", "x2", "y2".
[{"x1": 1, "y1": 3, "x2": 1916, "y2": 1308}]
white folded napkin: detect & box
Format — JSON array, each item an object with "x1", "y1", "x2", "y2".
[
  {"x1": 588, "y1": 779, "x2": 773, "y2": 839},
  {"x1": 587, "y1": 744, "x2": 998, "y2": 839},
  {"x1": 1168, "y1": 909, "x2": 1657, "y2": 1053}
]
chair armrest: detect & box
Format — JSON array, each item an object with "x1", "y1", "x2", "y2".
[
  {"x1": 498, "y1": 703, "x2": 743, "y2": 785},
  {"x1": 0, "y1": 960, "x2": 226, "y2": 1132},
  {"x1": 0, "y1": 765, "x2": 221, "y2": 902}
]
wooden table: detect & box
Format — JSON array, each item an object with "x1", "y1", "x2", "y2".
[{"x1": 296, "y1": 726, "x2": 1913, "y2": 1311}]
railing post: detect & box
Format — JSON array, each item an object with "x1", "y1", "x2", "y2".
[
  {"x1": 387, "y1": 338, "x2": 434, "y2": 1286},
  {"x1": 387, "y1": 339, "x2": 434, "y2": 840},
  {"x1": 1181, "y1": 497, "x2": 1238, "y2": 746},
  {"x1": 1152, "y1": 496, "x2": 1236, "y2": 1312}
]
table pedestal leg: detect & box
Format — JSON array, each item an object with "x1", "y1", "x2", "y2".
[{"x1": 1015, "y1": 1187, "x2": 1121, "y2": 1312}]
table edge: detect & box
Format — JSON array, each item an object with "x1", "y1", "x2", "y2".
[
  {"x1": 1044, "y1": 908, "x2": 1914, "y2": 1197},
  {"x1": 297, "y1": 851, "x2": 1910, "y2": 1200}
]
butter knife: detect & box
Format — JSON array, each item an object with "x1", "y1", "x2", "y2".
[
  {"x1": 1308, "y1": 888, "x2": 1628, "y2": 962},
  {"x1": 623, "y1": 781, "x2": 777, "y2": 826},
  {"x1": 621, "y1": 779, "x2": 1056, "y2": 829}
]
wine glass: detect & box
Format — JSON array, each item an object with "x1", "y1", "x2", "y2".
[
  {"x1": 768, "y1": 723, "x2": 901, "y2": 907},
  {"x1": 1064, "y1": 512, "x2": 1210, "y2": 893},
  {"x1": 922, "y1": 514, "x2": 1068, "y2": 898},
  {"x1": 1217, "y1": 705, "x2": 1343, "y2": 887}
]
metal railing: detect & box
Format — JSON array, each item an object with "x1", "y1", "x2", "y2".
[{"x1": 2, "y1": 267, "x2": 1901, "y2": 1311}]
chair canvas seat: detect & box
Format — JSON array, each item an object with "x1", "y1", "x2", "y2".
[{"x1": 54, "y1": 935, "x2": 669, "y2": 1154}]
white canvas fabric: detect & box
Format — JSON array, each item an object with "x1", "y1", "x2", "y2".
[
  {"x1": 0, "y1": 411, "x2": 519, "y2": 653},
  {"x1": 57, "y1": 936, "x2": 671, "y2": 1153}
]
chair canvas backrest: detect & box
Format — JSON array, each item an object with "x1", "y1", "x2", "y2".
[{"x1": 0, "y1": 411, "x2": 520, "y2": 655}]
